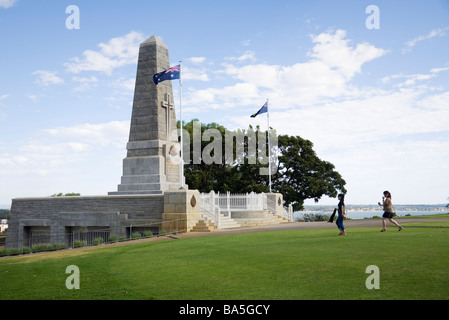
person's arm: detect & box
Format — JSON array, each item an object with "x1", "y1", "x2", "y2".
[{"x1": 378, "y1": 197, "x2": 384, "y2": 207}]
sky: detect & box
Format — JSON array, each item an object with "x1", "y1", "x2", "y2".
[{"x1": 0, "y1": 0, "x2": 448, "y2": 207}]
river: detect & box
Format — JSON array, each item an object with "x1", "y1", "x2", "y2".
[{"x1": 295, "y1": 205, "x2": 448, "y2": 220}]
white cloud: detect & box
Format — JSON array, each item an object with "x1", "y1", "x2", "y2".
[
  {"x1": 32, "y1": 70, "x2": 64, "y2": 86},
  {"x1": 109, "y1": 77, "x2": 135, "y2": 92},
  {"x1": 72, "y1": 76, "x2": 98, "y2": 83},
  {"x1": 187, "y1": 57, "x2": 207, "y2": 64},
  {"x1": 185, "y1": 82, "x2": 260, "y2": 110},
  {"x1": 65, "y1": 31, "x2": 145, "y2": 75},
  {"x1": 308, "y1": 29, "x2": 387, "y2": 79},
  {"x1": 0, "y1": 121, "x2": 129, "y2": 178},
  {"x1": 380, "y1": 66, "x2": 449, "y2": 87},
  {"x1": 182, "y1": 66, "x2": 210, "y2": 82},
  {"x1": 43, "y1": 121, "x2": 130, "y2": 147},
  {"x1": 22, "y1": 142, "x2": 91, "y2": 155},
  {"x1": 0, "y1": 0, "x2": 17, "y2": 9},
  {"x1": 72, "y1": 76, "x2": 99, "y2": 92},
  {"x1": 192, "y1": 29, "x2": 448, "y2": 205},
  {"x1": 186, "y1": 29, "x2": 387, "y2": 112},
  {"x1": 26, "y1": 94, "x2": 38, "y2": 101},
  {"x1": 405, "y1": 27, "x2": 449, "y2": 48},
  {"x1": 225, "y1": 51, "x2": 257, "y2": 62}
]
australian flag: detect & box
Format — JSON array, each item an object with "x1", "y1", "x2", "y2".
[
  {"x1": 250, "y1": 101, "x2": 268, "y2": 118},
  {"x1": 153, "y1": 64, "x2": 180, "y2": 85}
]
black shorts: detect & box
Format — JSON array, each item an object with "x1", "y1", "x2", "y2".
[{"x1": 383, "y1": 212, "x2": 394, "y2": 219}]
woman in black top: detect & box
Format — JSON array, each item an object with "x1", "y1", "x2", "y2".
[{"x1": 336, "y1": 193, "x2": 346, "y2": 236}]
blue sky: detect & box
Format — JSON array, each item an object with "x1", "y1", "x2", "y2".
[{"x1": 0, "y1": 0, "x2": 448, "y2": 207}]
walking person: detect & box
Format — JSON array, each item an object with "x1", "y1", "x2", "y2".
[
  {"x1": 378, "y1": 191, "x2": 403, "y2": 232},
  {"x1": 336, "y1": 193, "x2": 346, "y2": 236}
]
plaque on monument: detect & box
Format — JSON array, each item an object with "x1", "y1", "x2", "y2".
[{"x1": 166, "y1": 144, "x2": 180, "y2": 183}]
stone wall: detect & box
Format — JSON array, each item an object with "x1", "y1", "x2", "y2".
[
  {"x1": 5, "y1": 194, "x2": 164, "y2": 248},
  {"x1": 162, "y1": 189, "x2": 202, "y2": 233}
]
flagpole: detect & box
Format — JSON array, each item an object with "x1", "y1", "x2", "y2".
[
  {"x1": 179, "y1": 61, "x2": 184, "y2": 189},
  {"x1": 267, "y1": 99, "x2": 272, "y2": 193}
]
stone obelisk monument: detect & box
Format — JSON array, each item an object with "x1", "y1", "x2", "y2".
[{"x1": 109, "y1": 35, "x2": 183, "y2": 195}]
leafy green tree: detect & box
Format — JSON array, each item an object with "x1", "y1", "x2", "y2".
[
  {"x1": 181, "y1": 120, "x2": 346, "y2": 210},
  {"x1": 51, "y1": 193, "x2": 81, "y2": 197},
  {"x1": 0, "y1": 209, "x2": 9, "y2": 219},
  {"x1": 273, "y1": 135, "x2": 347, "y2": 211},
  {"x1": 182, "y1": 119, "x2": 231, "y2": 192}
]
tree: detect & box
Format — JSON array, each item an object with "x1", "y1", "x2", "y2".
[
  {"x1": 182, "y1": 120, "x2": 232, "y2": 193},
  {"x1": 51, "y1": 193, "x2": 81, "y2": 197},
  {"x1": 181, "y1": 120, "x2": 346, "y2": 210},
  {"x1": 273, "y1": 135, "x2": 347, "y2": 211},
  {"x1": 182, "y1": 120, "x2": 273, "y2": 193}
]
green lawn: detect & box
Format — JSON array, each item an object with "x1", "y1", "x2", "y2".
[{"x1": 0, "y1": 223, "x2": 448, "y2": 300}]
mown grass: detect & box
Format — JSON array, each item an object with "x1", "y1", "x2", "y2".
[{"x1": 0, "y1": 223, "x2": 448, "y2": 300}]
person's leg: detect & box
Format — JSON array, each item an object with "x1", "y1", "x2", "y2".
[
  {"x1": 381, "y1": 218, "x2": 387, "y2": 231},
  {"x1": 389, "y1": 218, "x2": 403, "y2": 230},
  {"x1": 337, "y1": 216, "x2": 346, "y2": 235},
  {"x1": 336, "y1": 216, "x2": 343, "y2": 234}
]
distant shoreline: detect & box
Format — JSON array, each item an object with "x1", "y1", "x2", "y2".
[
  {"x1": 297, "y1": 205, "x2": 448, "y2": 220},
  {"x1": 302, "y1": 204, "x2": 448, "y2": 211}
]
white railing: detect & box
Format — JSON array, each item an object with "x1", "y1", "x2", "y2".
[
  {"x1": 199, "y1": 191, "x2": 221, "y2": 228},
  {"x1": 200, "y1": 191, "x2": 267, "y2": 226},
  {"x1": 200, "y1": 191, "x2": 294, "y2": 227},
  {"x1": 285, "y1": 204, "x2": 293, "y2": 221},
  {"x1": 216, "y1": 191, "x2": 266, "y2": 213}
]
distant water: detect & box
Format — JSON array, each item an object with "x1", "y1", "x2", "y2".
[{"x1": 295, "y1": 205, "x2": 448, "y2": 220}]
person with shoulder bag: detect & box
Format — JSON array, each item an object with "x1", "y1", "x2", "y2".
[{"x1": 336, "y1": 193, "x2": 347, "y2": 236}]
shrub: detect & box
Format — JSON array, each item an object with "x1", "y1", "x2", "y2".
[
  {"x1": 74, "y1": 240, "x2": 87, "y2": 248},
  {"x1": 53, "y1": 243, "x2": 66, "y2": 251},
  {"x1": 143, "y1": 230, "x2": 153, "y2": 238},
  {"x1": 158, "y1": 230, "x2": 167, "y2": 236},
  {"x1": 21, "y1": 246, "x2": 31, "y2": 255},
  {"x1": 0, "y1": 244, "x2": 66, "y2": 256},
  {"x1": 108, "y1": 234, "x2": 117, "y2": 243},
  {"x1": 303, "y1": 213, "x2": 330, "y2": 222},
  {"x1": 0, "y1": 247, "x2": 25, "y2": 256},
  {"x1": 92, "y1": 237, "x2": 104, "y2": 246},
  {"x1": 119, "y1": 236, "x2": 126, "y2": 242},
  {"x1": 31, "y1": 243, "x2": 66, "y2": 253},
  {"x1": 32, "y1": 243, "x2": 53, "y2": 253},
  {"x1": 131, "y1": 232, "x2": 141, "y2": 240}
]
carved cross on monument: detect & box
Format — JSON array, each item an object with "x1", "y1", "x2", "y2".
[{"x1": 161, "y1": 93, "x2": 174, "y2": 141}]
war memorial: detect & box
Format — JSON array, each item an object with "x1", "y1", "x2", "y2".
[{"x1": 5, "y1": 35, "x2": 288, "y2": 249}]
